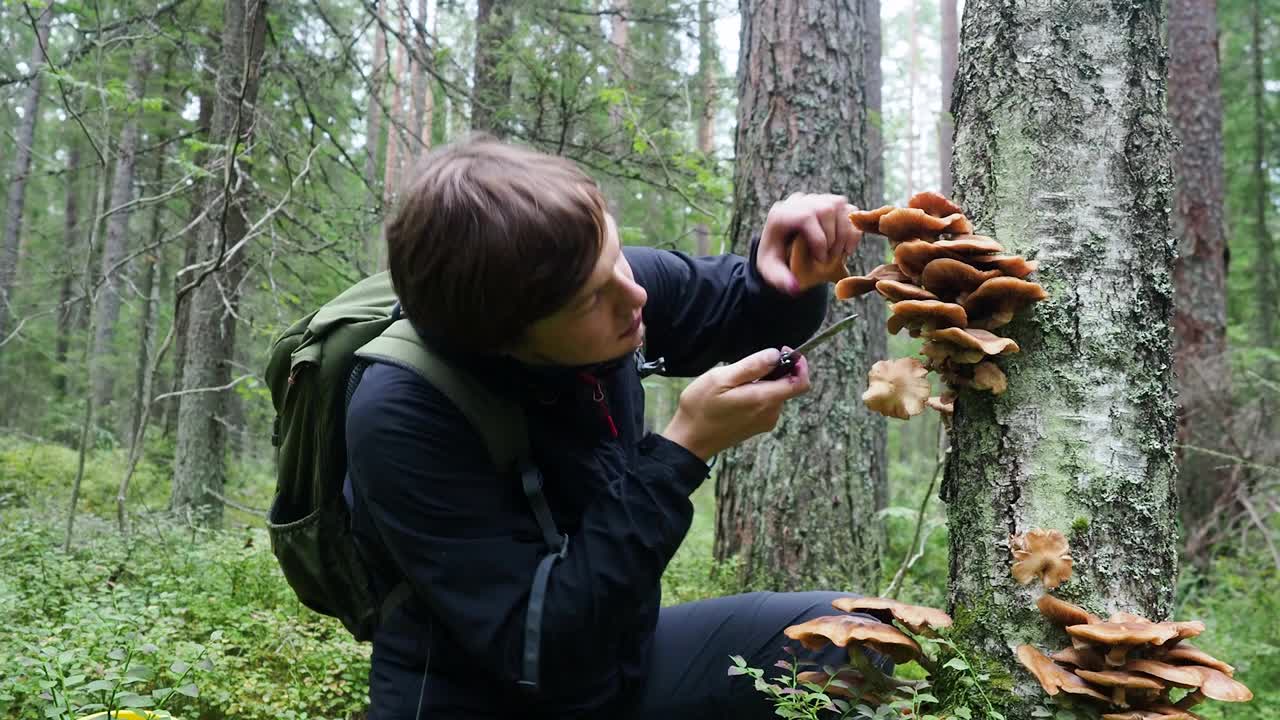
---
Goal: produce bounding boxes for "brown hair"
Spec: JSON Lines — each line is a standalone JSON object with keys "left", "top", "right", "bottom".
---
{"left": 385, "top": 137, "right": 607, "bottom": 354}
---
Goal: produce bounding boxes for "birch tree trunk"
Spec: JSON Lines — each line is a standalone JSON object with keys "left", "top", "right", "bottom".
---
{"left": 1169, "top": 0, "right": 1231, "bottom": 540}
{"left": 714, "top": 0, "right": 887, "bottom": 593}
{"left": 171, "top": 0, "right": 269, "bottom": 525}
{"left": 938, "top": 0, "right": 957, "bottom": 198}
{"left": 863, "top": 0, "right": 883, "bottom": 209}
{"left": 945, "top": 0, "right": 1178, "bottom": 714}
{"left": 0, "top": 3, "right": 53, "bottom": 353}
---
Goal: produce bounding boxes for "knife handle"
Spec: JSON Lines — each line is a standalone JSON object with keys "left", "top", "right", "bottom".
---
{"left": 759, "top": 351, "right": 798, "bottom": 381}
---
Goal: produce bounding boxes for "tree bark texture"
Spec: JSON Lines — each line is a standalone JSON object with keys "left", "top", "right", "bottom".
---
{"left": 939, "top": 0, "right": 957, "bottom": 198}
{"left": 364, "top": 0, "right": 387, "bottom": 272}
{"left": 91, "top": 46, "right": 152, "bottom": 418}
{"left": 472, "top": 0, "right": 514, "bottom": 135}
{"left": 172, "top": 0, "right": 269, "bottom": 525}
{"left": 1250, "top": 0, "right": 1275, "bottom": 351}
{"left": 715, "top": 0, "right": 887, "bottom": 594}
{"left": 694, "top": 0, "right": 718, "bottom": 255}
{"left": 863, "top": 0, "right": 883, "bottom": 208}
{"left": 1169, "top": 0, "right": 1231, "bottom": 538}
{"left": 56, "top": 142, "right": 83, "bottom": 398}
{"left": 946, "top": 0, "right": 1178, "bottom": 715}
{"left": 0, "top": 3, "right": 53, "bottom": 353}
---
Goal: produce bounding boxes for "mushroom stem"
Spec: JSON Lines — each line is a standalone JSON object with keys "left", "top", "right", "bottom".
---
{"left": 847, "top": 645, "right": 926, "bottom": 692}
{"left": 1106, "top": 645, "right": 1130, "bottom": 667}
{"left": 1112, "top": 686, "right": 1128, "bottom": 708}
{"left": 1176, "top": 690, "right": 1206, "bottom": 709}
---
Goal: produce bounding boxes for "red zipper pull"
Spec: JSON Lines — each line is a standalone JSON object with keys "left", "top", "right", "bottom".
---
{"left": 580, "top": 372, "right": 620, "bottom": 439}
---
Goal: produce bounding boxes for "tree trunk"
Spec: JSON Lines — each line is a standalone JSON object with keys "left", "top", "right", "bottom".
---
{"left": 0, "top": 3, "right": 53, "bottom": 354}
{"left": 905, "top": 0, "right": 917, "bottom": 201}
{"left": 364, "top": 0, "right": 387, "bottom": 272}
{"left": 412, "top": 0, "right": 432, "bottom": 152}
{"left": 1250, "top": 0, "right": 1275, "bottom": 351}
{"left": 714, "top": 0, "right": 887, "bottom": 594}
{"left": 472, "top": 0, "right": 514, "bottom": 135}
{"left": 946, "top": 0, "right": 1178, "bottom": 715}
{"left": 56, "top": 142, "right": 83, "bottom": 399}
{"left": 694, "top": 0, "right": 717, "bottom": 255}
{"left": 609, "top": 0, "right": 630, "bottom": 135}
{"left": 380, "top": 16, "right": 407, "bottom": 271}
{"left": 171, "top": 0, "right": 269, "bottom": 526}
{"left": 90, "top": 46, "right": 152, "bottom": 420}
{"left": 864, "top": 0, "right": 883, "bottom": 209}
{"left": 938, "top": 0, "right": 957, "bottom": 198}
{"left": 1169, "top": 0, "right": 1231, "bottom": 542}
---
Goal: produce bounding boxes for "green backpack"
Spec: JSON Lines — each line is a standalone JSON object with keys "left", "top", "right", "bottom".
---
{"left": 264, "top": 272, "right": 566, "bottom": 689}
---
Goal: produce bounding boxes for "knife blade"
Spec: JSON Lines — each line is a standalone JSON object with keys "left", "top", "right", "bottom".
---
{"left": 759, "top": 313, "right": 859, "bottom": 381}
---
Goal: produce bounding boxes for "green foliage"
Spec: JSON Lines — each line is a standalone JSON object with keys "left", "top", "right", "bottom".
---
{"left": 0, "top": 438, "right": 170, "bottom": 515}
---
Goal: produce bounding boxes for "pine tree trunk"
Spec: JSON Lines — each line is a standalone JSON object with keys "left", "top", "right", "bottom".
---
{"left": 56, "top": 142, "right": 83, "bottom": 399}
{"left": 364, "top": 0, "right": 387, "bottom": 271}
{"left": 472, "top": 0, "right": 514, "bottom": 135}
{"left": 864, "top": 0, "right": 883, "bottom": 209}
{"left": 905, "top": 0, "right": 918, "bottom": 200}
{"left": 1169, "top": 0, "right": 1231, "bottom": 541}
{"left": 694, "top": 0, "right": 717, "bottom": 255}
{"left": 1250, "top": 0, "right": 1275, "bottom": 351}
{"left": 171, "top": 0, "right": 269, "bottom": 526}
{"left": 938, "top": 0, "right": 957, "bottom": 198}
{"left": 380, "top": 19, "right": 407, "bottom": 271}
{"left": 945, "top": 0, "right": 1178, "bottom": 714}
{"left": 714, "top": 0, "right": 887, "bottom": 593}
{"left": 608, "top": 0, "right": 630, "bottom": 136}
{"left": 91, "top": 46, "right": 152, "bottom": 419}
{"left": 0, "top": 4, "right": 53, "bottom": 354}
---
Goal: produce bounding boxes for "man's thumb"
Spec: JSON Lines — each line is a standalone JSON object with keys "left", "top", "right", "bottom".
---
{"left": 722, "top": 347, "right": 784, "bottom": 386}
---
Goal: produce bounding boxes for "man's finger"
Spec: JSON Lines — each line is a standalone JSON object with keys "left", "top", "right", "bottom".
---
{"left": 758, "top": 353, "right": 811, "bottom": 400}
{"left": 802, "top": 214, "right": 829, "bottom": 264}
{"left": 836, "top": 206, "right": 858, "bottom": 258}
{"left": 819, "top": 205, "right": 838, "bottom": 261}
{"left": 721, "top": 347, "right": 785, "bottom": 386}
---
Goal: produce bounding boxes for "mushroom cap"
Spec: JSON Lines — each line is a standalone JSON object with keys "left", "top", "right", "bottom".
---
{"left": 1155, "top": 644, "right": 1234, "bottom": 676}
{"left": 962, "top": 276, "right": 1050, "bottom": 329}
{"left": 1109, "top": 611, "right": 1153, "bottom": 624}
{"left": 876, "top": 279, "right": 939, "bottom": 302}
{"left": 1123, "top": 659, "right": 1203, "bottom": 688}
{"left": 1011, "top": 528, "right": 1074, "bottom": 589}
{"left": 878, "top": 207, "right": 974, "bottom": 241}
{"left": 1065, "top": 621, "right": 1182, "bottom": 647}
{"left": 922, "top": 339, "right": 986, "bottom": 365}
{"left": 972, "top": 361, "right": 1009, "bottom": 395}
{"left": 783, "top": 614, "right": 922, "bottom": 663}
{"left": 894, "top": 240, "right": 958, "bottom": 279}
{"left": 908, "top": 191, "right": 965, "bottom": 217}
{"left": 1038, "top": 594, "right": 1102, "bottom": 627}
{"left": 788, "top": 235, "right": 850, "bottom": 287}
{"left": 1015, "top": 645, "right": 1110, "bottom": 702}
{"left": 1050, "top": 646, "right": 1106, "bottom": 671}
{"left": 1185, "top": 666, "right": 1252, "bottom": 702}
{"left": 1075, "top": 669, "right": 1166, "bottom": 690}
{"left": 934, "top": 234, "right": 1005, "bottom": 254}
{"left": 830, "top": 596, "right": 954, "bottom": 635}
{"left": 920, "top": 258, "right": 1003, "bottom": 300}
{"left": 886, "top": 300, "right": 968, "bottom": 335}
{"left": 969, "top": 253, "right": 1040, "bottom": 278}
{"left": 1102, "top": 712, "right": 1190, "bottom": 720}
{"left": 862, "top": 357, "right": 931, "bottom": 420}
{"left": 1142, "top": 706, "right": 1205, "bottom": 720}
{"left": 927, "top": 394, "right": 955, "bottom": 415}
{"left": 835, "top": 263, "right": 907, "bottom": 299}
{"left": 849, "top": 205, "right": 897, "bottom": 234}
{"left": 927, "top": 327, "right": 1020, "bottom": 356}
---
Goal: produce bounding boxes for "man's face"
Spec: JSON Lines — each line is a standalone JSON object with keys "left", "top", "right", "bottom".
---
{"left": 508, "top": 214, "right": 649, "bottom": 367}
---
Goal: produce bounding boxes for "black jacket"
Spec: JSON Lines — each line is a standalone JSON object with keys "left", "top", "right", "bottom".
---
{"left": 345, "top": 240, "right": 828, "bottom": 718}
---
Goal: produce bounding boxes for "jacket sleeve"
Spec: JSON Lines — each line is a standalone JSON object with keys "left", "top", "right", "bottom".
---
{"left": 627, "top": 236, "right": 831, "bottom": 377}
{"left": 346, "top": 363, "right": 709, "bottom": 699}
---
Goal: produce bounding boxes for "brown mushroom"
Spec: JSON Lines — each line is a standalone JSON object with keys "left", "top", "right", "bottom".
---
{"left": 920, "top": 258, "right": 1003, "bottom": 301}
{"left": 1015, "top": 645, "right": 1110, "bottom": 702}
{"left": 784, "top": 614, "right": 922, "bottom": 665}
{"left": 788, "top": 234, "right": 850, "bottom": 287}
{"left": 1142, "top": 706, "right": 1204, "bottom": 720}
{"left": 894, "top": 240, "right": 959, "bottom": 279}
{"left": 830, "top": 596, "right": 954, "bottom": 636}
{"left": 1011, "top": 528, "right": 1074, "bottom": 590}
{"left": 1183, "top": 666, "right": 1252, "bottom": 703}
{"left": 886, "top": 299, "right": 968, "bottom": 336}
{"left": 876, "top": 279, "right": 939, "bottom": 302}
{"left": 968, "top": 253, "right": 1040, "bottom": 278}
{"left": 907, "top": 191, "right": 965, "bottom": 218}
{"left": 1102, "top": 712, "right": 1190, "bottom": 720}
{"left": 878, "top": 207, "right": 974, "bottom": 241}
{"left": 1154, "top": 644, "right": 1234, "bottom": 676}
{"left": 971, "top": 361, "right": 1009, "bottom": 394}
{"left": 1122, "top": 659, "right": 1202, "bottom": 688}
{"left": 922, "top": 340, "right": 985, "bottom": 366}
{"left": 1050, "top": 646, "right": 1106, "bottom": 671}
{"left": 1038, "top": 594, "right": 1102, "bottom": 627}
{"left": 927, "top": 393, "right": 955, "bottom": 416}
{"left": 1065, "top": 622, "right": 1182, "bottom": 667}
{"left": 795, "top": 669, "right": 882, "bottom": 702}
{"left": 862, "top": 357, "right": 931, "bottom": 420}
{"left": 1075, "top": 669, "right": 1165, "bottom": 708}
{"left": 835, "top": 263, "right": 908, "bottom": 299}
{"left": 928, "top": 327, "right": 1020, "bottom": 357}
{"left": 933, "top": 234, "right": 1005, "bottom": 255}
{"left": 849, "top": 205, "right": 897, "bottom": 234}
{"left": 962, "top": 276, "right": 1050, "bottom": 330}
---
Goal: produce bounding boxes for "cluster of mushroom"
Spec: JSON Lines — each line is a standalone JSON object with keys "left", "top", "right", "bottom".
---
{"left": 831, "top": 192, "right": 1048, "bottom": 420}
{"left": 780, "top": 597, "right": 954, "bottom": 705}
{"left": 1009, "top": 529, "right": 1253, "bottom": 719}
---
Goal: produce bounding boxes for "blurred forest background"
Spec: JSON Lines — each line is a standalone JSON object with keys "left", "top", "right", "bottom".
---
{"left": 0, "top": 0, "right": 1276, "bottom": 717}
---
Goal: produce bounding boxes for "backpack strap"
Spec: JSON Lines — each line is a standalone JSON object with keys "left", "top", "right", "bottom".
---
{"left": 354, "top": 319, "right": 565, "bottom": 692}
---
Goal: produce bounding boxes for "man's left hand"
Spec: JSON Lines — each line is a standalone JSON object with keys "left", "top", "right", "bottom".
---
{"left": 756, "top": 192, "right": 863, "bottom": 295}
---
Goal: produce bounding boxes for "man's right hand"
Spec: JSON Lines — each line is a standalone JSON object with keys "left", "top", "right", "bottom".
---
{"left": 660, "top": 347, "right": 812, "bottom": 462}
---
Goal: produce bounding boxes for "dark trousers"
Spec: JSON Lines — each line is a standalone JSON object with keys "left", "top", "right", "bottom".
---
{"left": 621, "top": 590, "right": 884, "bottom": 719}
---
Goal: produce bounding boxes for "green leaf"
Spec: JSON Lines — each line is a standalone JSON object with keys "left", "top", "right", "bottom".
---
{"left": 117, "top": 692, "right": 155, "bottom": 708}
{"left": 80, "top": 679, "right": 115, "bottom": 693}
{"left": 175, "top": 683, "right": 198, "bottom": 697}
{"left": 1030, "top": 708, "right": 1053, "bottom": 718}
{"left": 170, "top": 660, "right": 190, "bottom": 674}
{"left": 955, "top": 707, "right": 974, "bottom": 719}
{"left": 944, "top": 657, "right": 971, "bottom": 671}
{"left": 730, "top": 654, "right": 746, "bottom": 667}
{"left": 987, "top": 712, "right": 1006, "bottom": 720}
{"left": 107, "top": 648, "right": 127, "bottom": 661}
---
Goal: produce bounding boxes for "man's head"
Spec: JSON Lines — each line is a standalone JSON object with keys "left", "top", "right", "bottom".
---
{"left": 386, "top": 138, "right": 647, "bottom": 367}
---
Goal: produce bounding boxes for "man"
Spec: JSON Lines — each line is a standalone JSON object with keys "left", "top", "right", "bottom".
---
{"left": 345, "top": 138, "right": 886, "bottom": 718}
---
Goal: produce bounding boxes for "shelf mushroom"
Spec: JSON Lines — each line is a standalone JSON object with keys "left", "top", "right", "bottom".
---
{"left": 1075, "top": 669, "right": 1167, "bottom": 708}
{"left": 1037, "top": 594, "right": 1102, "bottom": 627}
{"left": 961, "top": 276, "right": 1050, "bottom": 330}
{"left": 829, "top": 596, "right": 954, "bottom": 637}
{"left": 1016, "top": 645, "right": 1110, "bottom": 702}
{"left": 835, "top": 263, "right": 908, "bottom": 300}
{"left": 886, "top": 299, "right": 968, "bottom": 336}
{"left": 1065, "top": 621, "right": 1182, "bottom": 668}
{"left": 1010, "top": 528, "right": 1074, "bottom": 590}
{"left": 862, "top": 357, "right": 931, "bottom": 420}
{"left": 788, "top": 233, "right": 851, "bottom": 287}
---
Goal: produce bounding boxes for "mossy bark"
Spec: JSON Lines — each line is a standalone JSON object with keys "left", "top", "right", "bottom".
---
{"left": 945, "top": 0, "right": 1178, "bottom": 716}
{"left": 714, "top": 0, "right": 887, "bottom": 594}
